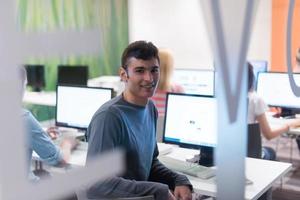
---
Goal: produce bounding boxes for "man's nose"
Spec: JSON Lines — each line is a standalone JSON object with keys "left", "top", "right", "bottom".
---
{"left": 144, "top": 71, "right": 153, "bottom": 81}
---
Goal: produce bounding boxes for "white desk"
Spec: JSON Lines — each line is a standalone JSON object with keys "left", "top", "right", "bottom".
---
{"left": 69, "top": 141, "right": 87, "bottom": 166}
{"left": 163, "top": 147, "right": 292, "bottom": 200}
{"left": 32, "top": 141, "right": 87, "bottom": 170}
{"left": 33, "top": 143, "right": 291, "bottom": 200}
{"left": 23, "top": 91, "right": 56, "bottom": 106}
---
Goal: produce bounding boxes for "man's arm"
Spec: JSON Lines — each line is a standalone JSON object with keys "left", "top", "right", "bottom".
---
{"left": 87, "top": 177, "right": 169, "bottom": 200}
{"left": 24, "top": 111, "right": 63, "bottom": 166}
{"left": 148, "top": 144, "right": 193, "bottom": 191}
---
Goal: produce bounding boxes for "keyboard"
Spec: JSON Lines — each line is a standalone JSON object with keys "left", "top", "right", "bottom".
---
{"left": 157, "top": 143, "right": 174, "bottom": 155}
{"left": 159, "top": 156, "right": 216, "bottom": 179}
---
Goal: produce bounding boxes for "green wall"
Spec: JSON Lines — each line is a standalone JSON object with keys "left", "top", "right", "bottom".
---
{"left": 17, "top": 0, "right": 129, "bottom": 91}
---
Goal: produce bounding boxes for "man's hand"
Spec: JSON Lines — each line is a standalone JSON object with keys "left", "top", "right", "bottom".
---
{"left": 174, "top": 185, "right": 192, "bottom": 200}
{"left": 46, "top": 127, "right": 60, "bottom": 140}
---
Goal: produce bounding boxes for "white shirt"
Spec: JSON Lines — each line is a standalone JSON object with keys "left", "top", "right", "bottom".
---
{"left": 247, "top": 91, "right": 268, "bottom": 124}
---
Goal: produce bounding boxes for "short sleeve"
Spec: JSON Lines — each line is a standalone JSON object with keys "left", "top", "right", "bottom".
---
{"left": 253, "top": 95, "right": 268, "bottom": 117}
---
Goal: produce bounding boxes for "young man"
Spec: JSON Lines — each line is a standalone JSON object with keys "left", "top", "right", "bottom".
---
{"left": 86, "top": 41, "right": 192, "bottom": 200}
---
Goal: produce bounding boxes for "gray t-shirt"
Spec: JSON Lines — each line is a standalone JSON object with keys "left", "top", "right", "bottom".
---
{"left": 86, "top": 95, "right": 191, "bottom": 199}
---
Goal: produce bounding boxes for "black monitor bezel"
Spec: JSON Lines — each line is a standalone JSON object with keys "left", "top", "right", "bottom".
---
{"left": 172, "top": 68, "right": 215, "bottom": 96}
{"left": 162, "top": 92, "right": 216, "bottom": 150}
{"left": 55, "top": 84, "right": 113, "bottom": 130}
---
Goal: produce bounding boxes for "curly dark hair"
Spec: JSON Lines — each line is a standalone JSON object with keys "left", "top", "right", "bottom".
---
{"left": 121, "top": 41, "right": 160, "bottom": 69}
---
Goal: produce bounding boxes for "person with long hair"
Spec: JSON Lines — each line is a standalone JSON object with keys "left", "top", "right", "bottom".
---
{"left": 247, "top": 63, "right": 300, "bottom": 160}
{"left": 151, "top": 49, "right": 184, "bottom": 116}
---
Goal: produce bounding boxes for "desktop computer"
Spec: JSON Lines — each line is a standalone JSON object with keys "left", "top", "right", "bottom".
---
{"left": 172, "top": 69, "right": 215, "bottom": 96}
{"left": 57, "top": 65, "right": 88, "bottom": 86}
{"left": 249, "top": 60, "right": 268, "bottom": 88}
{"left": 256, "top": 72, "right": 300, "bottom": 117}
{"left": 56, "top": 85, "right": 113, "bottom": 131}
{"left": 163, "top": 93, "right": 217, "bottom": 166}
{"left": 25, "top": 64, "right": 46, "bottom": 92}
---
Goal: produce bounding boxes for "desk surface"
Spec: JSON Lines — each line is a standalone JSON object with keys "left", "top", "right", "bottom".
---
{"left": 34, "top": 142, "right": 292, "bottom": 200}
{"left": 164, "top": 147, "right": 292, "bottom": 200}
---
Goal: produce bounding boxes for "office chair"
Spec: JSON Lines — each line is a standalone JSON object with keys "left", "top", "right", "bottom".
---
{"left": 247, "top": 123, "right": 262, "bottom": 158}
{"left": 156, "top": 116, "right": 165, "bottom": 142}
{"left": 247, "top": 123, "right": 274, "bottom": 199}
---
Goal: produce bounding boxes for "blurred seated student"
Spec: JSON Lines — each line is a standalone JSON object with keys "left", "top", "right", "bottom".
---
{"left": 151, "top": 49, "right": 184, "bottom": 116}
{"left": 19, "top": 66, "right": 77, "bottom": 181}
{"left": 269, "top": 48, "right": 300, "bottom": 118}
{"left": 247, "top": 63, "right": 300, "bottom": 160}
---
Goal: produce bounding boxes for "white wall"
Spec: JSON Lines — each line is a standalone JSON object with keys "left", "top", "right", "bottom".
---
{"left": 128, "top": 0, "right": 271, "bottom": 69}
{"left": 248, "top": 0, "right": 271, "bottom": 64}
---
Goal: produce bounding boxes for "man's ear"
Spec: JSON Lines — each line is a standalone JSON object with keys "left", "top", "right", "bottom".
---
{"left": 119, "top": 67, "right": 128, "bottom": 82}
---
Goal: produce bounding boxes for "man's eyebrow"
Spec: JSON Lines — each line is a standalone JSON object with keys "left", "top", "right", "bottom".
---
{"left": 132, "top": 65, "right": 159, "bottom": 70}
{"left": 134, "top": 66, "right": 145, "bottom": 69}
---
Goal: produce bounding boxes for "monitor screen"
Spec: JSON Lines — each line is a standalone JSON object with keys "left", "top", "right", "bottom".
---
{"left": 163, "top": 93, "right": 217, "bottom": 149}
{"left": 172, "top": 69, "right": 215, "bottom": 96}
{"left": 56, "top": 85, "right": 113, "bottom": 129}
{"left": 249, "top": 60, "right": 268, "bottom": 88}
{"left": 256, "top": 72, "right": 300, "bottom": 109}
{"left": 57, "top": 65, "right": 88, "bottom": 86}
{"left": 25, "top": 64, "right": 45, "bottom": 92}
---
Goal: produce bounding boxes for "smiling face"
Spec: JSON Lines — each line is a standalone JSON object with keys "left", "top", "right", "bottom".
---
{"left": 120, "top": 57, "right": 160, "bottom": 106}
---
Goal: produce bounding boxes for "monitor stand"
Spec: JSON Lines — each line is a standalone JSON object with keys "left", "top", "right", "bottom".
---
{"left": 198, "top": 146, "right": 214, "bottom": 167}
{"left": 186, "top": 146, "right": 214, "bottom": 167}
{"left": 77, "top": 129, "right": 87, "bottom": 142}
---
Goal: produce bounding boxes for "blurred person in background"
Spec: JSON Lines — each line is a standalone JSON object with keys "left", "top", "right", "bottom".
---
{"left": 151, "top": 48, "right": 184, "bottom": 116}
{"left": 19, "top": 66, "right": 77, "bottom": 181}
{"left": 247, "top": 63, "right": 300, "bottom": 160}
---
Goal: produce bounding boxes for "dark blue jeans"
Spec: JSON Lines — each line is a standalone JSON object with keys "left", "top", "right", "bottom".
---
{"left": 262, "top": 146, "right": 276, "bottom": 161}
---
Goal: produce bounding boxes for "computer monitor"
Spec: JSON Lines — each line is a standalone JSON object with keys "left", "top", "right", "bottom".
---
{"left": 163, "top": 93, "right": 217, "bottom": 166}
{"left": 249, "top": 60, "right": 268, "bottom": 88}
{"left": 56, "top": 85, "right": 113, "bottom": 130}
{"left": 172, "top": 69, "right": 215, "bottom": 96}
{"left": 256, "top": 72, "right": 300, "bottom": 116}
{"left": 57, "top": 65, "right": 88, "bottom": 86}
{"left": 25, "top": 64, "right": 45, "bottom": 92}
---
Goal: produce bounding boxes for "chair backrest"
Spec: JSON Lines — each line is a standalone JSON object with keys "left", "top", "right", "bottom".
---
{"left": 156, "top": 115, "right": 165, "bottom": 142}
{"left": 247, "top": 123, "right": 262, "bottom": 158}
